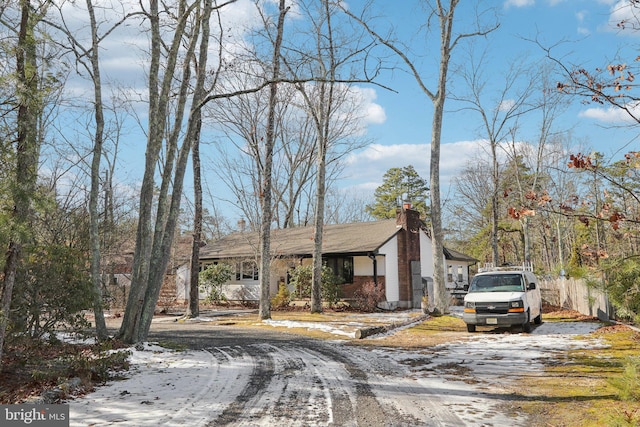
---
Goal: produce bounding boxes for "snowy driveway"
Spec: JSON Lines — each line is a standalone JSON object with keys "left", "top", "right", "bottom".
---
{"left": 69, "top": 317, "right": 603, "bottom": 426}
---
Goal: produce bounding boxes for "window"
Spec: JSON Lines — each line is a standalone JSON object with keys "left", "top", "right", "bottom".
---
{"left": 323, "top": 257, "right": 354, "bottom": 283}
{"left": 199, "top": 261, "right": 218, "bottom": 273}
{"left": 469, "top": 274, "right": 525, "bottom": 292}
{"left": 447, "top": 265, "right": 453, "bottom": 282}
{"left": 235, "top": 260, "right": 259, "bottom": 281}
{"left": 243, "top": 261, "right": 259, "bottom": 280}
{"left": 457, "top": 265, "right": 463, "bottom": 282}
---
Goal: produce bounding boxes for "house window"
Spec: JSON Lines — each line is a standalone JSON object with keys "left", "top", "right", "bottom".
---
{"left": 323, "top": 257, "right": 354, "bottom": 284}
{"left": 235, "top": 261, "right": 259, "bottom": 281}
{"left": 199, "top": 261, "right": 218, "bottom": 273}
{"left": 447, "top": 265, "right": 453, "bottom": 282}
{"left": 457, "top": 265, "right": 463, "bottom": 282}
{"left": 243, "top": 261, "right": 259, "bottom": 280}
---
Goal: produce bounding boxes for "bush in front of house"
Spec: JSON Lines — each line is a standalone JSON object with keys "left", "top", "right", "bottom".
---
{"left": 271, "top": 283, "right": 292, "bottom": 309}
{"left": 352, "top": 281, "right": 386, "bottom": 312}
{"left": 199, "top": 263, "right": 233, "bottom": 304}
{"left": 288, "top": 264, "right": 342, "bottom": 307}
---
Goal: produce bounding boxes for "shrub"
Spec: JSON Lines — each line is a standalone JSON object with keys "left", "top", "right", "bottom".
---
{"left": 609, "top": 357, "right": 640, "bottom": 402}
{"left": 199, "top": 263, "right": 234, "bottom": 304}
{"left": 11, "top": 245, "right": 94, "bottom": 338}
{"left": 271, "top": 283, "right": 291, "bottom": 309}
{"left": 352, "top": 281, "right": 386, "bottom": 312}
{"left": 288, "top": 264, "right": 342, "bottom": 306}
{"left": 602, "top": 257, "right": 640, "bottom": 324}
{"left": 322, "top": 271, "right": 341, "bottom": 307}
{"left": 289, "top": 265, "right": 313, "bottom": 299}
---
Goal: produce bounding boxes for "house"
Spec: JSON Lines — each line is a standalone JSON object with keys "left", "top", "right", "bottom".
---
{"left": 176, "top": 205, "right": 477, "bottom": 309}
{"left": 103, "top": 235, "right": 193, "bottom": 310}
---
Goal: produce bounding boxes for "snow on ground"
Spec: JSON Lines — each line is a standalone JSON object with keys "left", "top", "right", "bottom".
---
{"left": 69, "top": 343, "right": 244, "bottom": 427}
{"left": 261, "top": 311, "right": 424, "bottom": 338}
{"left": 68, "top": 312, "right": 605, "bottom": 426}
{"left": 362, "top": 317, "right": 605, "bottom": 426}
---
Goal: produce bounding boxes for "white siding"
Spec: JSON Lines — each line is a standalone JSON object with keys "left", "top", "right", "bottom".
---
{"left": 419, "top": 230, "right": 434, "bottom": 279}
{"left": 379, "top": 236, "right": 399, "bottom": 302}
{"left": 353, "top": 255, "right": 385, "bottom": 276}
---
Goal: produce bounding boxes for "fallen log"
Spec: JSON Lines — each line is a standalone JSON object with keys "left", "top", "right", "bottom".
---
{"left": 354, "top": 314, "right": 429, "bottom": 339}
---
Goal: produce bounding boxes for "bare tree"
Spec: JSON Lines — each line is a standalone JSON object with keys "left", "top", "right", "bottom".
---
{"left": 450, "top": 157, "right": 493, "bottom": 249}
{"left": 207, "top": 81, "right": 317, "bottom": 230}
{"left": 118, "top": 0, "right": 235, "bottom": 343}
{"left": 324, "top": 187, "right": 375, "bottom": 224}
{"left": 502, "top": 69, "right": 568, "bottom": 265}
{"left": 341, "top": 0, "right": 497, "bottom": 313}
{"left": 45, "top": 0, "right": 136, "bottom": 340}
{"left": 274, "top": 0, "right": 373, "bottom": 312}
{"left": 184, "top": 0, "right": 216, "bottom": 320}
{"left": 258, "top": 0, "right": 288, "bottom": 320}
{"left": 454, "top": 50, "right": 541, "bottom": 266}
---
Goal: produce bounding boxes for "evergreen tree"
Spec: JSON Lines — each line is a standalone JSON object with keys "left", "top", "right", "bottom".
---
{"left": 366, "top": 166, "right": 429, "bottom": 219}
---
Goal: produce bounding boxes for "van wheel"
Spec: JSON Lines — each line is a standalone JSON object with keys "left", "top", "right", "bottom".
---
{"left": 522, "top": 312, "right": 532, "bottom": 333}
{"left": 466, "top": 324, "right": 476, "bottom": 333}
{"left": 534, "top": 311, "right": 542, "bottom": 325}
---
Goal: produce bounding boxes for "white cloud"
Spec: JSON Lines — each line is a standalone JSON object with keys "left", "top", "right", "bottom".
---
{"left": 504, "top": 0, "right": 535, "bottom": 8}
{"left": 340, "top": 140, "right": 487, "bottom": 192}
{"left": 576, "top": 10, "right": 588, "bottom": 22}
{"left": 577, "top": 26, "right": 591, "bottom": 35}
{"left": 498, "top": 99, "right": 516, "bottom": 112}
{"left": 606, "top": 0, "right": 639, "bottom": 32}
{"left": 579, "top": 104, "right": 638, "bottom": 123}
{"left": 351, "top": 87, "right": 386, "bottom": 125}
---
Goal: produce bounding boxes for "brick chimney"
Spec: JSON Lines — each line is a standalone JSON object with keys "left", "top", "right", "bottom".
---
{"left": 396, "top": 204, "right": 422, "bottom": 307}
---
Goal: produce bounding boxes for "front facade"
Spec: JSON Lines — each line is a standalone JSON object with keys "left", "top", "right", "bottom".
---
{"left": 176, "top": 206, "right": 476, "bottom": 308}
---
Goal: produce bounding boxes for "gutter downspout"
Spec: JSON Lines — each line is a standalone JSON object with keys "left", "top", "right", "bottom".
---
{"left": 368, "top": 252, "right": 378, "bottom": 287}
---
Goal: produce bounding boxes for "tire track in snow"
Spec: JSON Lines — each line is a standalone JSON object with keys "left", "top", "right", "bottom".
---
{"left": 164, "top": 346, "right": 259, "bottom": 426}
{"left": 207, "top": 345, "right": 275, "bottom": 426}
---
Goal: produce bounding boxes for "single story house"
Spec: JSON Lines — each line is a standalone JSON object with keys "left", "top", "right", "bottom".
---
{"left": 176, "top": 206, "right": 477, "bottom": 309}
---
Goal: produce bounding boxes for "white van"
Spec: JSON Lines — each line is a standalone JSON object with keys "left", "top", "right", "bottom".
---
{"left": 462, "top": 264, "right": 542, "bottom": 333}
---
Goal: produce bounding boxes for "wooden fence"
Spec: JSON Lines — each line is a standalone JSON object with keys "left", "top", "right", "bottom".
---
{"left": 538, "top": 277, "right": 613, "bottom": 321}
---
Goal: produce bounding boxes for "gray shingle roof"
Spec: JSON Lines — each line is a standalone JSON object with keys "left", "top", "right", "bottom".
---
{"left": 200, "top": 219, "right": 402, "bottom": 260}
{"left": 443, "top": 247, "right": 478, "bottom": 263}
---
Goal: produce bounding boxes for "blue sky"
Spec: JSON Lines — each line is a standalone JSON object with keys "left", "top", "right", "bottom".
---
{"left": 50, "top": 0, "right": 640, "bottom": 222}
{"left": 337, "top": 0, "right": 639, "bottom": 195}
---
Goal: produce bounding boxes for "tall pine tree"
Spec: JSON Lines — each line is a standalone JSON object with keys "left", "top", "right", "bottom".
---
{"left": 366, "top": 166, "right": 429, "bottom": 219}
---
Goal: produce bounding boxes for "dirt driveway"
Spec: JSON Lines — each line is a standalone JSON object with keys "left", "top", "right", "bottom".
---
{"left": 71, "top": 313, "right": 603, "bottom": 426}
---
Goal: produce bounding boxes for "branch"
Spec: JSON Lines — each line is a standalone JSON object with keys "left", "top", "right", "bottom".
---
{"left": 337, "top": 3, "right": 435, "bottom": 100}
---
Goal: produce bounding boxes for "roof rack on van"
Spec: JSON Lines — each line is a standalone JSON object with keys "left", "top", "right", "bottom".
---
{"left": 478, "top": 262, "right": 533, "bottom": 273}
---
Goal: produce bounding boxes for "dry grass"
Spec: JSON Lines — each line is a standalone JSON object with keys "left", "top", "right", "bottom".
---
{"left": 355, "top": 314, "right": 468, "bottom": 347}
{"left": 505, "top": 314, "right": 640, "bottom": 427}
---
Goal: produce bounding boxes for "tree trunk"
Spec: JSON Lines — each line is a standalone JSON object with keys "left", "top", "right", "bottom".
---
{"left": 430, "top": 1, "right": 458, "bottom": 315}
{"left": 311, "top": 138, "right": 327, "bottom": 313}
{"left": 259, "top": 0, "right": 288, "bottom": 320}
{"left": 311, "top": 0, "right": 337, "bottom": 314}
{"left": 491, "top": 139, "right": 499, "bottom": 266}
{"left": 1, "top": 0, "right": 41, "bottom": 369}
{"left": 119, "top": 0, "right": 196, "bottom": 343}
{"left": 86, "top": 0, "right": 108, "bottom": 340}
{"left": 137, "top": 0, "right": 213, "bottom": 341}
{"left": 185, "top": 0, "right": 213, "bottom": 320}
{"left": 430, "top": 94, "right": 448, "bottom": 313}
{"left": 186, "top": 118, "right": 203, "bottom": 319}
{"left": 1, "top": 244, "right": 20, "bottom": 371}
